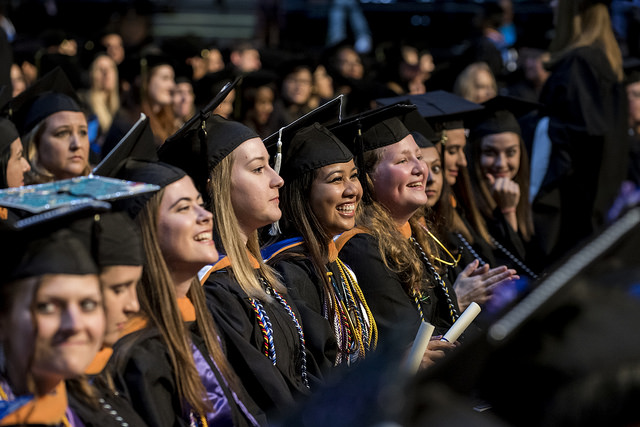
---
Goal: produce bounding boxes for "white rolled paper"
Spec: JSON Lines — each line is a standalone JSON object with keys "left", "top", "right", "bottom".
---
{"left": 441, "top": 301, "right": 481, "bottom": 343}
{"left": 402, "top": 321, "right": 435, "bottom": 375}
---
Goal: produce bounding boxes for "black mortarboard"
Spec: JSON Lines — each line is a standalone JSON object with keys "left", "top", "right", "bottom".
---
{"left": 399, "top": 108, "right": 438, "bottom": 148}
{"left": 206, "top": 115, "right": 260, "bottom": 170}
{"left": 264, "top": 94, "right": 344, "bottom": 173}
{"left": 2, "top": 67, "right": 83, "bottom": 136}
{"left": 377, "top": 91, "right": 484, "bottom": 134}
{"left": 158, "top": 75, "right": 243, "bottom": 197}
{"left": 328, "top": 103, "right": 416, "bottom": 153}
{"left": 624, "top": 57, "right": 640, "bottom": 86}
{"left": 0, "top": 201, "right": 108, "bottom": 284}
{"left": 0, "top": 226, "right": 98, "bottom": 284}
{"left": 92, "top": 113, "right": 157, "bottom": 178}
{"left": 70, "top": 210, "right": 144, "bottom": 268}
{"left": 113, "top": 159, "right": 186, "bottom": 219}
{"left": 278, "top": 123, "right": 353, "bottom": 182}
{"left": 0, "top": 116, "right": 20, "bottom": 154}
{"left": 468, "top": 95, "right": 543, "bottom": 141}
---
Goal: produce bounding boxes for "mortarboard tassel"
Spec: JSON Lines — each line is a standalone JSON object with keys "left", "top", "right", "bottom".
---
{"left": 269, "top": 127, "right": 285, "bottom": 236}
{"left": 273, "top": 127, "right": 284, "bottom": 174}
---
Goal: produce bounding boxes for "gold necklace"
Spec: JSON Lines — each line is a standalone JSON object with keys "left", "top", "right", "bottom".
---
{"left": 421, "top": 224, "right": 461, "bottom": 267}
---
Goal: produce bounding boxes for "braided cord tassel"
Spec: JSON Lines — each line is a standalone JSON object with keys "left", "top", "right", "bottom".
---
{"left": 490, "top": 236, "right": 539, "bottom": 280}
{"left": 456, "top": 232, "right": 487, "bottom": 266}
{"left": 271, "top": 290, "right": 310, "bottom": 389}
{"left": 411, "top": 237, "right": 460, "bottom": 324}
{"left": 249, "top": 298, "right": 276, "bottom": 365}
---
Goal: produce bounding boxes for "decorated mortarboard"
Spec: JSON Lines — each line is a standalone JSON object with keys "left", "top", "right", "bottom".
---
{"left": 0, "top": 175, "right": 159, "bottom": 214}
{"left": 2, "top": 66, "right": 83, "bottom": 136}
{"left": 113, "top": 159, "right": 187, "bottom": 219}
{"left": 264, "top": 94, "right": 344, "bottom": 174}
{"left": 467, "top": 95, "right": 543, "bottom": 141}
{"left": 158, "top": 75, "right": 243, "bottom": 197}
{"left": 0, "top": 116, "right": 20, "bottom": 154}
{"left": 92, "top": 113, "right": 157, "bottom": 178}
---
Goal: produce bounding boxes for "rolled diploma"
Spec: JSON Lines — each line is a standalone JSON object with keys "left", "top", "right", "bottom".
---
{"left": 403, "top": 321, "right": 435, "bottom": 375}
{"left": 441, "top": 301, "right": 481, "bottom": 343}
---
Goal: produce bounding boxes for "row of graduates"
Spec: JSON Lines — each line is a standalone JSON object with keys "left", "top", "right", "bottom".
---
{"left": 0, "top": 66, "right": 547, "bottom": 426}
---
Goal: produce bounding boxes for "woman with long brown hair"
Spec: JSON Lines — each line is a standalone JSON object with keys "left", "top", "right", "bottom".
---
{"left": 108, "top": 159, "right": 266, "bottom": 427}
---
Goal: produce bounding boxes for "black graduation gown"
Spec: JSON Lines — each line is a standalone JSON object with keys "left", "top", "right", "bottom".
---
{"left": 201, "top": 267, "right": 312, "bottom": 419}
{"left": 267, "top": 246, "right": 339, "bottom": 375}
{"left": 337, "top": 230, "right": 459, "bottom": 348}
{"left": 67, "top": 379, "right": 149, "bottom": 427}
{"left": 109, "top": 326, "right": 264, "bottom": 427}
{"left": 533, "top": 45, "right": 630, "bottom": 263}
{"left": 484, "top": 208, "right": 543, "bottom": 281}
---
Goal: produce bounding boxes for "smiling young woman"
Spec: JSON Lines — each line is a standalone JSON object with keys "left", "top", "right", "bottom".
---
{"left": 108, "top": 159, "right": 266, "bottom": 427}
{"left": 264, "top": 122, "right": 377, "bottom": 371}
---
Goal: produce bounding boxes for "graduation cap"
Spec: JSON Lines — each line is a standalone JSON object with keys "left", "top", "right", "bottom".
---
{"left": 69, "top": 210, "right": 144, "bottom": 268}
{"left": 0, "top": 175, "right": 160, "bottom": 214}
{"left": 2, "top": 66, "right": 83, "bottom": 136}
{"left": 158, "top": 75, "right": 243, "bottom": 198}
{"left": 0, "top": 199, "right": 115, "bottom": 284}
{"left": 399, "top": 107, "right": 438, "bottom": 148}
{"left": 0, "top": 116, "right": 20, "bottom": 155}
{"left": 377, "top": 91, "right": 484, "bottom": 141}
{"left": 327, "top": 103, "right": 416, "bottom": 203}
{"left": 0, "top": 223, "right": 99, "bottom": 285}
{"left": 92, "top": 113, "right": 157, "bottom": 178}
{"left": 264, "top": 94, "right": 344, "bottom": 174}
{"left": 467, "top": 95, "right": 543, "bottom": 141}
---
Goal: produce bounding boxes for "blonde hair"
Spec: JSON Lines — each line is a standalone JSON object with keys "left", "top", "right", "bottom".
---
{"left": 84, "top": 53, "right": 120, "bottom": 133}
{"left": 360, "top": 149, "right": 443, "bottom": 296}
{"left": 209, "top": 152, "right": 285, "bottom": 299}
{"left": 453, "top": 62, "right": 497, "bottom": 103}
{"left": 549, "top": 1, "right": 623, "bottom": 81}
{"left": 23, "top": 120, "right": 91, "bottom": 185}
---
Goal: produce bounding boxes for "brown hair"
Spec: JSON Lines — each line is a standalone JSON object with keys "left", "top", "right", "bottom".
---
{"left": 468, "top": 133, "right": 535, "bottom": 241}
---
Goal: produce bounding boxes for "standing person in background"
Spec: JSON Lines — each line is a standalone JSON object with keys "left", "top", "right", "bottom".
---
{"left": 326, "top": 0, "right": 373, "bottom": 55}
{"left": 530, "top": 0, "right": 629, "bottom": 263}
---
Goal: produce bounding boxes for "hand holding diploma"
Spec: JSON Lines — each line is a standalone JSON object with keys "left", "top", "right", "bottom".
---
{"left": 441, "top": 301, "right": 482, "bottom": 343}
